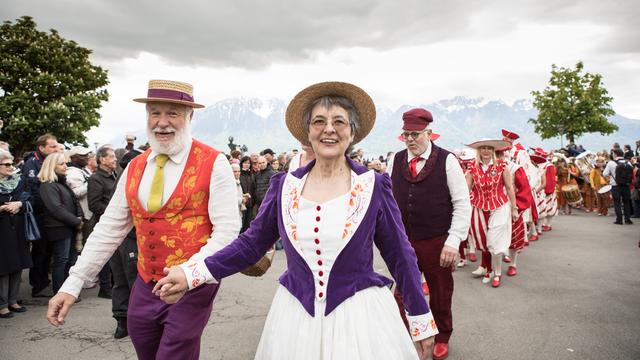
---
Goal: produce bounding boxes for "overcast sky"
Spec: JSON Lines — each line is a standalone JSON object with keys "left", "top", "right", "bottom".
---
{"left": 4, "top": 0, "right": 640, "bottom": 145}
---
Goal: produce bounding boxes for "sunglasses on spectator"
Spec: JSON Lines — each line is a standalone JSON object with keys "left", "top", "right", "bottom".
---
{"left": 0, "top": 163, "right": 14, "bottom": 167}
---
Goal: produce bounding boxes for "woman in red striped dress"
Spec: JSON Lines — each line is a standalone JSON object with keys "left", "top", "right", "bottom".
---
{"left": 465, "top": 140, "right": 518, "bottom": 288}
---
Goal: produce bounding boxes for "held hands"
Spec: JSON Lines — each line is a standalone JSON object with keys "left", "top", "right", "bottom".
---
{"left": 152, "top": 266, "right": 189, "bottom": 304}
{"left": 511, "top": 207, "right": 519, "bottom": 222}
{"left": 414, "top": 336, "right": 435, "bottom": 360}
{"left": 46, "top": 292, "right": 77, "bottom": 326}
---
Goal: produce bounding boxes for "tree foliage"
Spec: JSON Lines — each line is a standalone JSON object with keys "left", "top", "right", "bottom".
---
{"left": 0, "top": 16, "right": 109, "bottom": 156}
{"left": 529, "top": 61, "right": 617, "bottom": 143}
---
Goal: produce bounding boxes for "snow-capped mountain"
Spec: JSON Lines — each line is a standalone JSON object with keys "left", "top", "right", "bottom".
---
{"left": 118, "top": 96, "right": 640, "bottom": 158}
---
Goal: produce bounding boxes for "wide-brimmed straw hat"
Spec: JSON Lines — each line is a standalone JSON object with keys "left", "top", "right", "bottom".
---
{"left": 285, "top": 81, "right": 376, "bottom": 145}
{"left": 134, "top": 80, "right": 204, "bottom": 108}
{"left": 465, "top": 139, "right": 511, "bottom": 150}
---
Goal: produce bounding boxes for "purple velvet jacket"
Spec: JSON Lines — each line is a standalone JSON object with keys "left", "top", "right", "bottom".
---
{"left": 203, "top": 157, "right": 429, "bottom": 317}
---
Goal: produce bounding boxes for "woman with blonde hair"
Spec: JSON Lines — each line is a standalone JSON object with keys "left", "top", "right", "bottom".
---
{"left": 38, "top": 152, "right": 83, "bottom": 294}
{"left": 465, "top": 140, "right": 518, "bottom": 288}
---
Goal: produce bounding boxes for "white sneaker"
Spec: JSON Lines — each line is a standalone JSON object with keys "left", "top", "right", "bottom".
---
{"left": 471, "top": 266, "right": 487, "bottom": 277}
{"left": 482, "top": 273, "right": 492, "bottom": 284}
{"left": 457, "top": 259, "right": 467, "bottom": 268}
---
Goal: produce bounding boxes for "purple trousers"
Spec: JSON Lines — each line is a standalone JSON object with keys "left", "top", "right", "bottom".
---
{"left": 127, "top": 276, "right": 220, "bottom": 360}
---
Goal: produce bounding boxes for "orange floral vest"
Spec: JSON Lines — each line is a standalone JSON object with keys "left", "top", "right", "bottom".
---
{"left": 125, "top": 140, "right": 219, "bottom": 283}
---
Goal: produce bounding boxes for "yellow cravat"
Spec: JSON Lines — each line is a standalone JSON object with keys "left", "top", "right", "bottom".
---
{"left": 147, "top": 154, "right": 169, "bottom": 213}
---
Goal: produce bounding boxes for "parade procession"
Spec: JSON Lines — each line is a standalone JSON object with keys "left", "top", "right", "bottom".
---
{"left": 1, "top": 2, "right": 640, "bottom": 360}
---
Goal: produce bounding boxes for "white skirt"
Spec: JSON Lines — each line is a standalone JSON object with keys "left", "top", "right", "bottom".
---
{"left": 254, "top": 285, "right": 419, "bottom": 360}
{"left": 486, "top": 203, "right": 512, "bottom": 255}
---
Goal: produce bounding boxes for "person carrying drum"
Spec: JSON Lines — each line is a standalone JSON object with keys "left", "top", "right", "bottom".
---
{"left": 556, "top": 158, "right": 579, "bottom": 215}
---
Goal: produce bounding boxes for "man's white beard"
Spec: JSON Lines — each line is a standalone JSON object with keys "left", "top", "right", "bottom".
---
{"left": 147, "top": 123, "right": 192, "bottom": 155}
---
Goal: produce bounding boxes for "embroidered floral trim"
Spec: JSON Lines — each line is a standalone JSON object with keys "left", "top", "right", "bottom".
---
{"left": 407, "top": 312, "right": 439, "bottom": 341}
{"left": 179, "top": 260, "right": 215, "bottom": 290}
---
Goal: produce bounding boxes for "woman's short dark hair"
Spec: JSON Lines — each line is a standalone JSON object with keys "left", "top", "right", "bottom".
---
{"left": 302, "top": 96, "right": 361, "bottom": 155}
{"left": 240, "top": 156, "right": 251, "bottom": 167}
{"left": 302, "top": 96, "right": 361, "bottom": 141}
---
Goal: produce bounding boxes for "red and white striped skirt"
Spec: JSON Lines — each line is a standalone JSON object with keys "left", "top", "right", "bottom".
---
{"left": 470, "top": 204, "right": 512, "bottom": 255}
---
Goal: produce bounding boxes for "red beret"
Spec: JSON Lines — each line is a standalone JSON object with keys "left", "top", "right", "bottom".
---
{"left": 403, "top": 108, "right": 433, "bottom": 131}
{"left": 501, "top": 129, "right": 519, "bottom": 140}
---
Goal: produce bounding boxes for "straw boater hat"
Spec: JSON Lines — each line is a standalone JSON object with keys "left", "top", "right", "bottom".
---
{"left": 285, "top": 81, "right": 376, "bottom": 145}
{"left": 133, "top": 80, "right": 204, "bottom": 108}
{"left": 465, "top": 139, "right": 511, "bottom": 150}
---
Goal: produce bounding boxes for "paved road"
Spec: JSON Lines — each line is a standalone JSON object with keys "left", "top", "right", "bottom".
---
{"left": 1, "top": 211, "right": 639, "bottom": 360}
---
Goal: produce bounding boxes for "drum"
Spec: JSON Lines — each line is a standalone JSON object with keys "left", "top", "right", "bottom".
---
{"left": 598, "top": 184, "right": 612, "bottom": 195}
{"left": 561, "top": 184, "right": 583, "bottom": 205}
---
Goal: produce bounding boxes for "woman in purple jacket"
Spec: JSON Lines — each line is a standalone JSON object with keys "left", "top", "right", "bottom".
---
{"left": 155, "top": 82, "right": 437, "bottom": 359}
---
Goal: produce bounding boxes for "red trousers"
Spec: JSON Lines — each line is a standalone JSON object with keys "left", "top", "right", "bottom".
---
{"left": 394, "top": 234, "right": 453, "bottom": 344}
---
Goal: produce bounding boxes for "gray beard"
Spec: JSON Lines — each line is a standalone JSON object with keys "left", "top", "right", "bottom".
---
{"left": 147, "top": 125, "right": 191, "bottom": 155}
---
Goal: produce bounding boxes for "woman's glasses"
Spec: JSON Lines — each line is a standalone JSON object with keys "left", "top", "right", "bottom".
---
{"left": 0, "top": 163, "right": 14, "bottom": 167}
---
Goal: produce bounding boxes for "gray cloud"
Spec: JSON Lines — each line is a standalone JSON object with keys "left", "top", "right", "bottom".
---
{"left": 3, "top": 0, "right": 638, "bottom": 68}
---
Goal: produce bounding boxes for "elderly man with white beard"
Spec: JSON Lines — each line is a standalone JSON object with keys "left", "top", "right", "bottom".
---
{"left": 46, "top": 80, "right": 240, "bottom": 360}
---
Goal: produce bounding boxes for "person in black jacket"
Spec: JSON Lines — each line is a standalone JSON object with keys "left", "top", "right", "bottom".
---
{"left": 0, "top": 149, "right": 32, "bottom": 318}
{"left": 23, "top": 134, "right": 60, "bottom": 297}
{"left": 251, "top": 156, "right": 276, "bottom": 218}
{"left": 239, "top": 156, "right": 254, "bottom": 233}
{"left": 108, "top": 148, "right": 140, "bottom": 339}
{"left": 38, "top": 152, "right": 83, "bottom": 294}
{"left": 87, "top": 146, "right": 119, "bottom": 299}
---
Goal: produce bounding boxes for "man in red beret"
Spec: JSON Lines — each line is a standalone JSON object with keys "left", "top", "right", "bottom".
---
{"left": 389, "top": 108, "right": 471, "bottom": 360}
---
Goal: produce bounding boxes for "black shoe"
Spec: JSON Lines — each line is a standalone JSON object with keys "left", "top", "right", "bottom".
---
{"left": 98, "top": 287, "right": 112, "bottom": 299}
{"left": 114, "top": 318, "right": 128, "bottom": 339}
{"left": 0, "top": 311, "right": 14, "bottom": 319}
{"left": 32, "top": 287, "right": 54, "bottom": 298}
{"left": 625, "top": 219, "right": 634, "bottom": 224}
{"left": 9, "top": 305, "right": 27, "bottom": 313}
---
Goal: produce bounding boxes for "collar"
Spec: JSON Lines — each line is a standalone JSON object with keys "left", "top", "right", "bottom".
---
{"left": 97, "top": 167, "right": 115, "bottom": 177}
{"left": 291, "top": 155, "right": 369, "bottom": 179}
{"left": 406, "top": 141, "right": 432, "bottom": 163}
{"left": 147, "top": 139, "right": 192, "bottom": 166}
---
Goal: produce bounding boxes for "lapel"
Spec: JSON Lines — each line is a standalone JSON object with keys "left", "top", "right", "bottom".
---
{"left": 281, "top": 157, "right": 375, "bottom": 260}
{"left": 400, "top": 144, "right": 441, "bottom": 183}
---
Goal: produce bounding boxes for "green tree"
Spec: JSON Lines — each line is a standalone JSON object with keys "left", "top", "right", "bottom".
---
{"left": 529, "top": 61, "right": 616, "bottom": 144}
{"left": 0, "top": 16, "right": 108, "bottom": 156}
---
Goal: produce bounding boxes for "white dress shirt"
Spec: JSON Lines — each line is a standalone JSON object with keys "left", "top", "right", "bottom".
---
{"left": 388, "top": 142, "right": 471, "bottom": 249}
{"left": 59, "top": 140, "right": 240, "bottom": 298}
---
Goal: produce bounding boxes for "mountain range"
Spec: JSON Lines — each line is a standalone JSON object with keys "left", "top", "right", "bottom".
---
{"left": 118, "top": 96, "right": 640, "bottom": 158}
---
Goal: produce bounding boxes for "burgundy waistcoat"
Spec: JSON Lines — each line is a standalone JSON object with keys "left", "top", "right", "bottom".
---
{"left": 391, "top": 146, "right": 453, "bottom": 241}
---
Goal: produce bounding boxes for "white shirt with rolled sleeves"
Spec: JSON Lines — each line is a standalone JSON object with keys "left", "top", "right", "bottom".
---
{"left": 387, "top": 141, "right": 471, "bottom": 249}
{"left": 59, "top": 140, "right": 240, "bottom": 298}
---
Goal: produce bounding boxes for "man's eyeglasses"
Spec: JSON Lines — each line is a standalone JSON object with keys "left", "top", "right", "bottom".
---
{"left": 401, "top": 130, "right": 430, "bottom": 140}
{"left": 0, "top": 163, "right": 14, "bottom": 167}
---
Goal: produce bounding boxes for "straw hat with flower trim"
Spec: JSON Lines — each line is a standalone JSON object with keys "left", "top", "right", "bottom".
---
{"left": 466, "top": 139, "right": 511, "bottom": 150}
{"left": 134, "top": 80, "right": 204, "bottom": 108}
{"left": 285, "top": 81, "right": 376, "bottom": 145}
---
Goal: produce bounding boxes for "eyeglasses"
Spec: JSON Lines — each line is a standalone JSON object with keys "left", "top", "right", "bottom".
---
{"left": 0, "top": 163, "right": 14, "bottom": 167}
{"left": 401, "top": 130, "right": 430, "bottom": 140}
{"left": 310, "top": 117, "right": 350, "bottom": 130}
